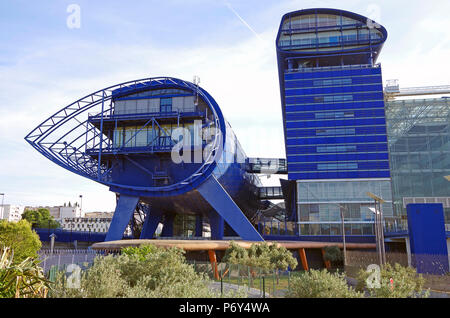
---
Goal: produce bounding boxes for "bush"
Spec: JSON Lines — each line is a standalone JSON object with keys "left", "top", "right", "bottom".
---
{"left": 50, "top": 246, "right": 246, "bottom": 298}
{"left": 356, "top": 263, "right": 429, "bottom": 298}
{"left": 0, "top": 220, "right": 41, "bottom": 262}
{"left": 285, "top": 269, "right": 363, "bottom": 298}
{"left": 223, "top": 241, "right": 298, "bottom": 272}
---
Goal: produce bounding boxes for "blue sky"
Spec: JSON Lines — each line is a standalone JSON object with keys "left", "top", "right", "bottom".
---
{"left": 0, "top": 0, "right": 449, "bottom": 212}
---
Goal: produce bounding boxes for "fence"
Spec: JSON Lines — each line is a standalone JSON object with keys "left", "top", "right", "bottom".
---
{"left": 345, "top": 250, "right": 450, "bottom": 277}
{"left": 38, "top": 249, "right": 104, "bottom": 273}
{"left": 188, "top": 261, "right": 298, "bottom": 298}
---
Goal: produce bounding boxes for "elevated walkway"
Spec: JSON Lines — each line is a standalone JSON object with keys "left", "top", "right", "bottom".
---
{"left": 246, "top": 158, "right": 287, "bottom": 174}
{"left": 258, "top": 186, "right": 284, "bottom": 200}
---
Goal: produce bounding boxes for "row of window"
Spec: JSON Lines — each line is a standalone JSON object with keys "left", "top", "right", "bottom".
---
{"left": 289, "top": 161, "right": 390, "bottom": 171}
{"left": 285, "top": 84, "right": 383, "bottom": 96}
{"left": 279, "top": 33, "right": 382, "bottom": 48}
{"left": 286, "top": 92, "right": 383, "bottom": 105}
{"left": 113, "top": 123, "right": 203, "bottom": 148}
{"left": 286, "top": 126, "right": 387, "bottom": 138}
{"left": 286, "top": 117, "right": 386, "bottom": 129}
{"left": 285, "top": 75, "right": 381, "bottom": 88}
{"left": 287, "top": 143, "right": 388, "bottom": 154}
{"left": 288, "top": 152, "right": 389, "bottom": 163}
{"left": 285, "top": 101, "right": 386, "bottom": 112}
{"left": 286, "top": 109, "right": 386, "bottom": 121}
{"left": 289, "top": 170, "right": 391, "bottom": 180}
{"left": 286, "top": 135, "right": 388, "bottom": 146}
{"left": 285, "top": 67, "right": 381, "bottom": 80}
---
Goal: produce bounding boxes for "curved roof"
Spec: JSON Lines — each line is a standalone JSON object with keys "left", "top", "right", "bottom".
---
{"left": 276, "top": 8, "right": 387, "bottom": 59}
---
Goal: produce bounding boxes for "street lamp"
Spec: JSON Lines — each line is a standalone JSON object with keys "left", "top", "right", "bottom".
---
{"left": 367, "top": 192, "right": 386, "bottom": 266}
{"left": 79, "top": 195, "right": 83, "bottom": 216}
{"left": 339, "top": 207, "right": 348, "bottom": 267}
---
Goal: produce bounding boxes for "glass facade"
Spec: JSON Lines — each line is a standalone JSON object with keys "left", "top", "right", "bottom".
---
{"left": 386, "top": 98, "right": 450, "bottom": 222}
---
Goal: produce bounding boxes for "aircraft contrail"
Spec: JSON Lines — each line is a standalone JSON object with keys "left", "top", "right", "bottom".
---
{"left": 224, "top": 1, "right": 263, "bottom": 42}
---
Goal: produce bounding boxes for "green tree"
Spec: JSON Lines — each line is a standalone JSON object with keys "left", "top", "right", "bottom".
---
{"left": 22, "top": 208, "right": 60, "bottom": 229}
{"left": 0, "top": 220, "right": 42, "bottom": 262}
{"left": 286, "top": 269, "right": 363, "bottom": 298}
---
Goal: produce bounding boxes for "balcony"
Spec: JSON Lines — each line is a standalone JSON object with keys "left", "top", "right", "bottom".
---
{"left": 88, "top": 108, "right": 206, "bottom": 127}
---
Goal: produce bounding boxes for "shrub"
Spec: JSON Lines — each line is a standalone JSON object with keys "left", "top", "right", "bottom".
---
{"left": 356, "top": 263, "right": 429, "bottom": 298}
{"left": 223, "top": 241, "right": 298, "bottom": 272}
{"left": 285, "top": 269, "right": 363, "bottom": 298}
{"left": 121, "top": 244, "right": 157, "bottom": 261}
{"left": 50, "top": 246, "right": 246, "bottom": 298}
{"left": 0, "top": 247, "right": 50, "bottom": 298}
{"left": 0, "top": 220, "right": 41, "bottom": 262}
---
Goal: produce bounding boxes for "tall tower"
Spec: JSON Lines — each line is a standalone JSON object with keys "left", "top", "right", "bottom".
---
{"left": 276, "top": 9, "right": 393, "bottom": 236}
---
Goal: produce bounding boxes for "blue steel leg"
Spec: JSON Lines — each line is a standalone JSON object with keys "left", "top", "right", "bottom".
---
{"left": 209, "top": 211, "right": 224, "bottom": 240}
{"left": 161, "top": 213, "right": 175, "bottom": 237}
{"left": 198, "top": 176, "right": 264, "bottom": 241}
{"left": 195, "top": 215, "right": 203, "bottom": 237}
{"left": 140, "top": 209, "right": 163, "bottom": 239}
{"left": 105, "top": 194, "right": 140, "bottom": 241}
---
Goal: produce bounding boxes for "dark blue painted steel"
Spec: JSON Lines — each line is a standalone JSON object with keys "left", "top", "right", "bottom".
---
{"left": 105, "top": 195, "right": 140, "bottom": 241}
{"left": 197, "top": 176, "right": 263, "bottom": 241}
{"left": 139, "top": 209, "right": 163, "bottom": 239}
{"left": 407, "top": 203, "right": 449, "bottom": 274}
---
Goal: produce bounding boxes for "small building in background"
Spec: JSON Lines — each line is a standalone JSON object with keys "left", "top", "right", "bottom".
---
{"left": 0, "top": 204, "right": 25, "bottom": 222}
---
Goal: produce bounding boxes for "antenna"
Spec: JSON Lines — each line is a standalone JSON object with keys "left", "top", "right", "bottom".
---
{"left": 193, "top": 75, "right": 201, "bottom": 106}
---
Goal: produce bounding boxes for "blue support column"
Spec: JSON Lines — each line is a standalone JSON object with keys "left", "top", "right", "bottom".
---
{"left": 198, "top": 176, "right": 264, "bottom": 241}
{"left": 161, "top": 213, "right": 175, "bottom": 237}
{"left": 209, "top": 210, "right": 224, "bottom": 240}
{"left": 195, "top": 215, "right": 203, "bottom": 237}
{"left": 105, "top": 194, "right": 139, "bottom": 242}
{"left": 140, "top": 209, "right": 163, "bottom": 239}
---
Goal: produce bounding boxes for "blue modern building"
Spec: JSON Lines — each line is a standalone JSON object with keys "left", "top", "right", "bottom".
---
{"left": 275, "top": 8, "right": 393, "bottom": 236}
{"left": 25, "top": 78, "right": 264, "bottom": 242}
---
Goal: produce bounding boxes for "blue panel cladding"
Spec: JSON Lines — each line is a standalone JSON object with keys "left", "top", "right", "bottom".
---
{"left": 284, "top": 66, "right": 391, "bottom": 180}
{"left": 406, "top": 203, "right": 449, "bottom": 274}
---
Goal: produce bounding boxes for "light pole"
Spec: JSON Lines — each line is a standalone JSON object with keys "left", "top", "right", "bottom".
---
{"left": 79, "top": 195, "right": 83, "bottom": 216}
{"left": 340, "top": 208, "right": 347, "bottom": 267}
{"left": 367, "top": 192, "right": 386, "bottom": 266}
{"left": 0, "top": 193, "right": 4, "bottom": 220}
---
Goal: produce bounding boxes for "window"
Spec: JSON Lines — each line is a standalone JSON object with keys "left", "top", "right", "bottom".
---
{"left": 317, "top": 145, "right": 357, "bottom": 153}
{"left": 315, "top": 111, "right": 354, "bottom": 119}
{"left": 323, "top": 95, "right": 353, "bottom": 103}
{"left": 317, "top": 163, "right": 358, "bottom": 170}
{"left": 313, "top": 78, "right": 352, "bottom": 86}
{"left": 316, "top": 128, "right": 355, "bottom": 136}
{"left": 160, "top": 98, "right": 172, "bottom": 113}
